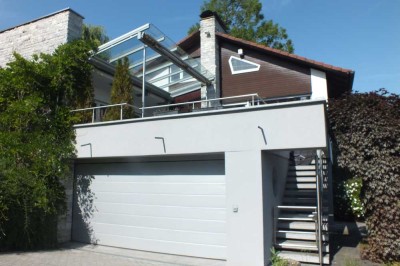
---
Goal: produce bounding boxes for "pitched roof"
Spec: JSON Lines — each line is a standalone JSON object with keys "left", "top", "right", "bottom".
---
{"left": 215, "top": 32, "right": 354, "bottom": 75}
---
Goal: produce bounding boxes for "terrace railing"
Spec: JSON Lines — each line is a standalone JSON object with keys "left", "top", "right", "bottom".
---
{"left": 71, "top": 93, "right": 266, "bottom": 124}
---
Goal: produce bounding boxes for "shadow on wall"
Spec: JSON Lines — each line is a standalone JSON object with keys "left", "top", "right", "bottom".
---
{"left": 261, "top": 151, "right": 291, "bottom": 263}
{"left": 72, "top": 174, "right": 97, "bottom": 244}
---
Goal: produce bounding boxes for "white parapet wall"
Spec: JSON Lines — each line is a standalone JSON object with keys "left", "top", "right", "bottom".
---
{"left": 75, "top": 101, "right": 327, "bottom": 158}
{"left": 73, "top": 100, "right": 327, "bottom": 266}
{"left": 0, "top": 8, "right": 83, "bottom": 67}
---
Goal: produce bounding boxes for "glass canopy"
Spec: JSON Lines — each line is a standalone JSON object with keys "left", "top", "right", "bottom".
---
{"left": 93, "top": 24, "right": 213, "bottom": 97}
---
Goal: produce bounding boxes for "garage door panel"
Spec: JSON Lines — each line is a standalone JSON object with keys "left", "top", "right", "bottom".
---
{"left": 94, "top": 213, "right": 226, "bottom": 233}
{"left": 95, "top": 234, "right": 226, "bottom": 259}
{"left": 95, "top": 192, "right": 226, "bottom": 208}
{"left": 73, "top": 158, "right": 226, "bottom": 259}
{"left": 91, "top": 180, "right": 225, "bottom": 195}
{"left": 94, "top": 203, "right": 226, "bottom": 221}
{"left": 94, "top": 223, "right": 226, "bottom": 246}
{"left": 75, "top": 160, "right": 224, "bottom": 176}
{"left": 90, "top": 175, "right": 225, "bottom": 183}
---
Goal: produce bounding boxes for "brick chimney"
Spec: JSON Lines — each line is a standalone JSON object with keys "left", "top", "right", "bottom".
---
{"left": 200, "top": 11, "right": 227, "bottom": 107}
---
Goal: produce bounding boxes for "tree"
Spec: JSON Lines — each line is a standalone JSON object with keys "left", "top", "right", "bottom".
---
{"left": 82, "top": 24, "right": 109, "bottom": 51}
{"left": 329, "top": 89, "right": 400, "bottom": 262}
{"left": 189, "top": 0, "right": 294, "bottom": 53}
{"left": 0, "top": 40, "right": 94, "bottom": 249}
{"left": 103, "top": 57, "right": 135, "bottom": 121}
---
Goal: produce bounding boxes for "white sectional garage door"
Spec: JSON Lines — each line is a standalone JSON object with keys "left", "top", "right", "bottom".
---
{"left": 72, "top": 157, "right": 226, "bottom": 259}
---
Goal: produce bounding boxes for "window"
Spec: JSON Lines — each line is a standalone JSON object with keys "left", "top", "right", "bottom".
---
{"left": 170, "top": 64, "right": 181, "bottom": 82}
{"left": 228, "top": 56, "right": 260, "bottom": 75}
{"left": 170, "top": 64, "right": 190, "bottom": 83}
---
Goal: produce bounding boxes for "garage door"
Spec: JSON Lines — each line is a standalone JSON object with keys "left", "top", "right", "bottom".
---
{"left": 72, "top": 157, "right": 226, "bottom": 259}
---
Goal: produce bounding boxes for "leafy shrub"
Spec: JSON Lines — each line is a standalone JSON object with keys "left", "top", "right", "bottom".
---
{"left": 0, "top": 40, "right": 93, "bottom": 250}
{"left": 329, "top": 89, "right": 400, "bottom": 262}
{"left": 270, "top": 248, "right": 288, "bottom": 266}
{"left": 333, "top": 171, "right": 354, "bottom": 220}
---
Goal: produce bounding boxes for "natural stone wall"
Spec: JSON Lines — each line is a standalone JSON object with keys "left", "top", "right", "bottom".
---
{"left": 200, "top": 14, "right": 225, "bottom": 107}
{"left": 0, "top": 9, "right": 83, "bottom": 67}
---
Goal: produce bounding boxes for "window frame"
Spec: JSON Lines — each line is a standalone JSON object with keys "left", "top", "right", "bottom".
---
{"left": 228, "top": 56, "right": 261, "bottom": 75}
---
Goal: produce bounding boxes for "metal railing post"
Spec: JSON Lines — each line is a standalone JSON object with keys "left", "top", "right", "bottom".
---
{"left": 120, "top": 105, "right": 123, "bottom": 120}
{"left": 142, "top": 45, "right": 146, "bottom": 118}
{"left": 273, "top": 207, "right": 277, "bottom": 245}
{"left": 316, "top": 149, "right": 323, "bottom": 265}
{"left": 92, "top": 109, "right": 95, "bottom": 123}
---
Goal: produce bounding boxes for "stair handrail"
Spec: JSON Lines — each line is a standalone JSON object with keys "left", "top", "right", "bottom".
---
{"left": 315, "top": 150, "right": 324, "bottom": 265}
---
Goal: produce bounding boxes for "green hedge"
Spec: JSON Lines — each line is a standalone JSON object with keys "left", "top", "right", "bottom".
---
{"left": 329, "top": 89, "right": 400, "bottom": 262}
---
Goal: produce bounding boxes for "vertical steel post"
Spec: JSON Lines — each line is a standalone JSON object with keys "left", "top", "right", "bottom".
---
{"left": 316, "top": 149, "right": 323, "bottom": 265}
{"left": 92, "top": 109, "right": 95, "bottom": 123}
{"left": 120, "top": 104, "right": 123, "bottom": 120}
{"left": 142, "top": 45, "right": 146, "bottom": 118}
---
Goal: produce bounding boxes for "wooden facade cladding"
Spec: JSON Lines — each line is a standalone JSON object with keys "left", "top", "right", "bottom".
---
{"left": 220, "top": 42, "right": 312, "bottom": 99}
{"left": 174, "top": 90, "right": 201, "bottom": 103}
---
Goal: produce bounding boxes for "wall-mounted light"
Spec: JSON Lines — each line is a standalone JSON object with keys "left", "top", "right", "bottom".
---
{"left": 205, "top": 31, "right": 211, "bottom": 37}
{"left": 238, "top": 48, "right": 244, "bottom": 58}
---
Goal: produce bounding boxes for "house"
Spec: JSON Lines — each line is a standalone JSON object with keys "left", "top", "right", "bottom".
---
{"left": 0, "top": 8, "right": 354, "bottom": 266}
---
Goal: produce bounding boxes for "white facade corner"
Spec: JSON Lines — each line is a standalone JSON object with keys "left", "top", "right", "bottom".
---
{"left": 311, "top": 68, "right": 328, "bottom": 101}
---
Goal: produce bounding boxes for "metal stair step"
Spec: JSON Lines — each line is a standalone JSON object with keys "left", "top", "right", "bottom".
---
{"left": 288, "top": 170, "right": 316, "bottom": 176}
{"left": 280, "top": 207, "right": 329, "bottom": 214}
{"left": 287, "top": 176, "right": 317, "bottom": 183}
{"left": 277, "top": 230, "right": 329, "bottom": 241}
{"left": 282, "top": 197, "right": 316, "bottom": 204}
{"left": 285, "top": 190, "right": 317, "bottom": 197}
{"left": 278, "top": 250, "right": 330, "bottom": 264}
{"left": 289, "top": 165, "right": 316, "bottom": 171}
{"left": 278, "top": 221, "right": 329, "bottom": 232}
{"left": 286, "top": 183, "right": 316, "bottom": 189}
{"left": 278, "top": 213, "right": 315, "bottom": 221}
{"left": 278, "top": 221, "right": 316, "bottom": 231}
{"left": 275, "top": 239, "right": 329, "bottom": 252}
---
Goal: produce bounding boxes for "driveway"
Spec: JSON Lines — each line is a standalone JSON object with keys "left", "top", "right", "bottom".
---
{"left": 0, "top": 242, "right": 226, "bottom": 266}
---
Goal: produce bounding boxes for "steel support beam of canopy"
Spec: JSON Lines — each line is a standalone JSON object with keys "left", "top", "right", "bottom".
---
{"left": 138, "top": 32, "right": 212, "bottom": 86}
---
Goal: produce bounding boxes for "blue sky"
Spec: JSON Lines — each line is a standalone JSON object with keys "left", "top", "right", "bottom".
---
{"left": 0, "top": 0, "right": 398, "bottom": 94}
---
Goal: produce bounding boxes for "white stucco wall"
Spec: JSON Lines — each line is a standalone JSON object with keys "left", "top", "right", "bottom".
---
{"left": 73, "top": 100, "right": 327, "bottom": 265}
{"left": 226, "top": 150, "right": 264, "bottom": 265}
{"left": 0, "top": 9, "right": 83, "bottom": 67}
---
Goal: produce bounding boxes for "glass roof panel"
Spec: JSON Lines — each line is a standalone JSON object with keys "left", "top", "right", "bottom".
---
{"left": 93, "top": 24, "right": 213, "bottom": 95}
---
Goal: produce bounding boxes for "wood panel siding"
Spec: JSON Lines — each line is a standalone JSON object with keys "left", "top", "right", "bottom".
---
{"left": 220, "top": 42, "right": 311, "bottom": 99}
{"left": 174, "top": 90, "right": 201, "bottom": 103}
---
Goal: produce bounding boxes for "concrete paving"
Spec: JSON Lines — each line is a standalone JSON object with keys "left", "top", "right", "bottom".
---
{"left": 0, "top": 223, "right": 384, "bottom": 266}
{"left": 330, "top": 221, "right": 381, "bottom": 266}
{"left": 0, "top": 242, "right": 226, "bottom": 266}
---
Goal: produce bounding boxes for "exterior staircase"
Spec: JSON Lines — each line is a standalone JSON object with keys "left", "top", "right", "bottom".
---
{"left": 274, "top": 151, "right": 330, "bottom": 265}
